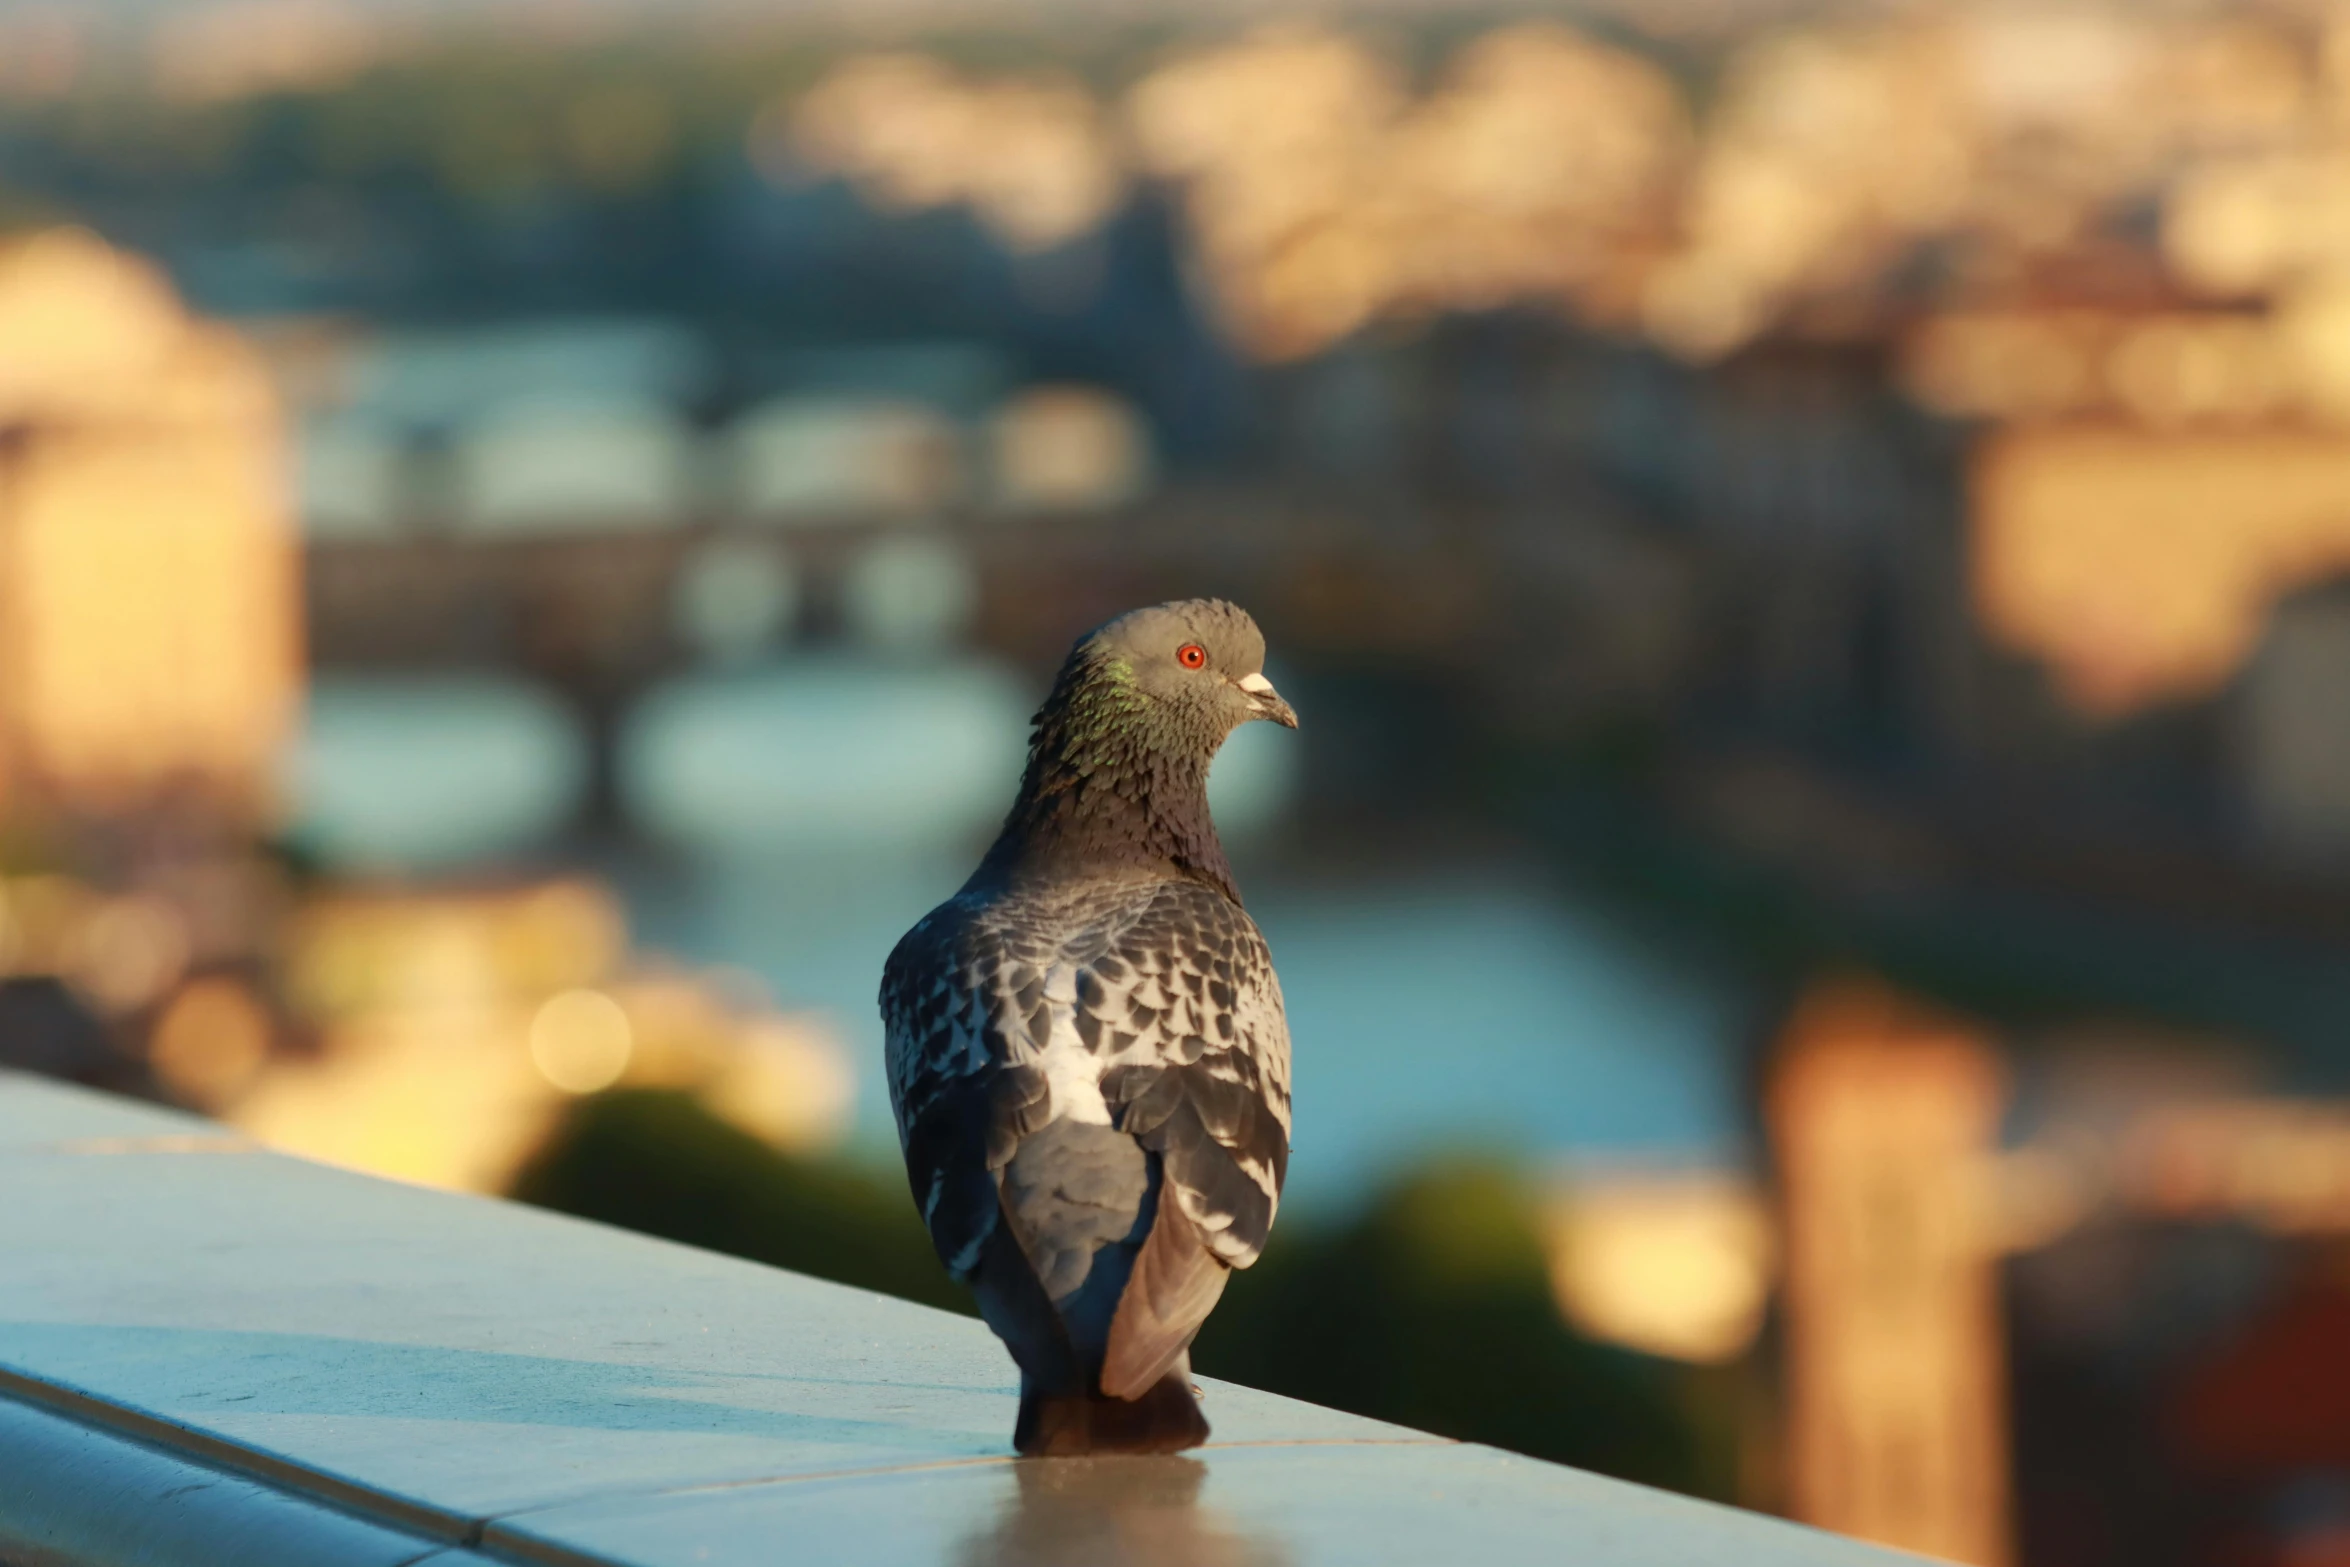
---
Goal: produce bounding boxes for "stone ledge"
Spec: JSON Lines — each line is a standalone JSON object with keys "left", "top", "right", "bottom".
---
{"left": 0, "top": 1074, "right": 1918, "bottom": 1566}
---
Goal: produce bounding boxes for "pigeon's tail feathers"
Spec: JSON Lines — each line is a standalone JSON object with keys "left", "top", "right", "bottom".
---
{"left": 1100, "top": 1194, "right": 1231, "bottom": 1399}
{"left": 1015, "top": 1371, "right": 1209, "bottom": 1457}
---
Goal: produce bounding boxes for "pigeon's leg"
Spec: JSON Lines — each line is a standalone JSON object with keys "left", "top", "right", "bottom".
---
{"left": 972, "top": 1214, "right": 1082, "bottom": 1412}
{"left": 1016, "top": 1369, "right": 1209, "bottom": 1457}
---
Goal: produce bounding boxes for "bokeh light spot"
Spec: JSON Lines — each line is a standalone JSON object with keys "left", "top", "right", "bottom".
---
{"left": 529, "top": 988, "right": 634, "bottom": 1095}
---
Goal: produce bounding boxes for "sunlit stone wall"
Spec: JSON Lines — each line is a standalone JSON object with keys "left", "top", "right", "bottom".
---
{"left": 0, "top": 227, "right": 300, "bottom": 826}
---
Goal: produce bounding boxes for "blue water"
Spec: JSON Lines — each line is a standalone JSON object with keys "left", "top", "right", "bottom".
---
{"left": 291, "top": 660, "right": 1301, "bottom": 867}
{"left": 624, "top": 848, "right": 1756, "bottom": 1212}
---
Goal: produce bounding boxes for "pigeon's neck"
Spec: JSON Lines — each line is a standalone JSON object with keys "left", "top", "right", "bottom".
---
{"left": 980, "top": 680, "right": 1238, "bottom": 903}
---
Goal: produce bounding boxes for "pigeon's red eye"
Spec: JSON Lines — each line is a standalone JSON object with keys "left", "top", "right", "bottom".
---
{"left": 1176, "top": 643, "right": 1207, "bottom": 670}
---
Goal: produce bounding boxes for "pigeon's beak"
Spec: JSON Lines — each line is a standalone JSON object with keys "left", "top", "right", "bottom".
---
{"left": 1236, "top": 671, "right": 1299, "bottom": 729}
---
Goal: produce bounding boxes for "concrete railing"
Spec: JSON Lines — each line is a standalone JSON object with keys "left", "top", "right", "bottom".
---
{"left": 0, "top": 1074, "right": 1918, "bottom": 1566}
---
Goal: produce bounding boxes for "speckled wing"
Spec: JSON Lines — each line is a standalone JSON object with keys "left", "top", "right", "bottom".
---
{"left": 881, "top": 899, "right": 1051, "bottom": 1280}
{"left": 882, "top": 878, "right": 1292, "bottom": 1284}
{"left": 1087, "top": 880, "right": 1292, "bottom": 1269}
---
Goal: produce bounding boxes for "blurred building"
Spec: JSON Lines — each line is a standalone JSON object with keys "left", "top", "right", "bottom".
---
{"left": 728, "top": 395, "right": 962, "bottom": 523}
{"left": 988, "top": 385, "right": 1153, "bottom": 514}
{"left": 0, "top": 228, "right": 299, "bottom": 831}
{"left": 2239, "top": 582, "right": 2350, "bottom": 864}
{"left": 453, "top": 398, "right": 697, "bottom": 540}
{"left": 1770, "top": 983, "right": 2013, "bottom": 1567}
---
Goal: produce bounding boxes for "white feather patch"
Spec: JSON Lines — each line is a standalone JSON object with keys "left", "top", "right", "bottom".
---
{"left": 1035, "top": 963, "right": 1113, "bottom": 1125}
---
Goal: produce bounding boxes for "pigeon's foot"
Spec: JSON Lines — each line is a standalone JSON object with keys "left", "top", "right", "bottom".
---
{"left": 1014, "top": 1373, "right": 1209, "bottom": 1457}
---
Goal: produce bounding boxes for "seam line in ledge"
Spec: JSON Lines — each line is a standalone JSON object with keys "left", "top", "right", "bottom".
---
{"left": 0, "top": 1364, "right": 487, "bottom": 1555}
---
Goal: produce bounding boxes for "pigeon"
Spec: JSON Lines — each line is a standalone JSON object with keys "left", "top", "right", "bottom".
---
{"left": 881, "top": 599, "right": 1298, "bottom": 1456}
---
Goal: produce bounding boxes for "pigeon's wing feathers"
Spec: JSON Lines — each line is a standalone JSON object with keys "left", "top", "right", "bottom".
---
{"left": 1091, "top": 881, "right": 1293, "bottom": 1269}
{"left": 882, "top": 902, "right": 1050, "bottom": 1279}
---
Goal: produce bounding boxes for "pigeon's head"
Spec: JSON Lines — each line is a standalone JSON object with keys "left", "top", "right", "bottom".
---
{"left": 1066, "top": 598, "right": 1298, "bottom": 744}
{"left": 1000, "top": 599, "right": 1294, "bottom": 879}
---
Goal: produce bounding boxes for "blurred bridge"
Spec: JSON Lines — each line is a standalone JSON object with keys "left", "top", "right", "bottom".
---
{"left": 303, "top": 494, "right": 1574, "bottom": 701}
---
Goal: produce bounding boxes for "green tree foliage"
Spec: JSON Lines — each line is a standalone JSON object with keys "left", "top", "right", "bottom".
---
{"left": 1194, "top": 1161, "right": 1712, "bottom": 1495}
